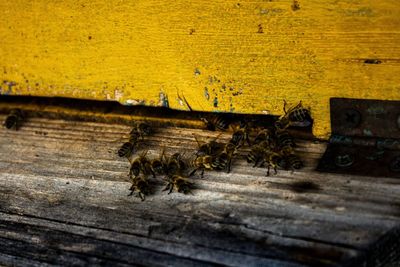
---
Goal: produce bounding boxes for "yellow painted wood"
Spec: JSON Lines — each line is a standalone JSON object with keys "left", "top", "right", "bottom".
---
{"left": 0, "top": 0, "right": 399, "bottom": 139}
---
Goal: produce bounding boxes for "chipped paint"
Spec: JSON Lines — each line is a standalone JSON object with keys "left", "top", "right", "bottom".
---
{"left": 229, "top": 97, "right": 235, "bottom": 112}
{"left": 213, "top": 97, "right": 218, "bottom": 108}
{"left": 126, "top": 99, "right": 145, "bottom": 105}
{"left": 204, "top": 87, "right": 210, "bottom": 100}
{"left": 114, "top": 89, "right": 123, "bottom": 101}
{"left": 159, "top": 90, "right": 169, "bottom": 108}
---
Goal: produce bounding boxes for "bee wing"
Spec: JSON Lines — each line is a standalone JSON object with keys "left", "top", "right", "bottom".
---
{"left": 192, "top": 133, "right": 205, "bottom": 147}
{"left": 211, "top": 132, "right": 223, "bottom": 142}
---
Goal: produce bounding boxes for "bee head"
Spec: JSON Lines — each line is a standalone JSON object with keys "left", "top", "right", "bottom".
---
{"left": 138, "top": 122, "right": 151, "bottom": 135}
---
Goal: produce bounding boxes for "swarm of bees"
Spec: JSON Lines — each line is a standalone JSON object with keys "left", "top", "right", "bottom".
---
{"left": 126, "top": 149, "right": 196, "bottom": 200}
{"left": 197, "top": 101, "right": 311, "bottom": 176}
{"left": 118, "top": 101, "right": 312, "bottom": 201}
{"left": 118, "top": 122, "right": 195, "bottom": 200}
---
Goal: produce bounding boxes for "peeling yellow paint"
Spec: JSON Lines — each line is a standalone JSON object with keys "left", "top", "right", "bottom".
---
{"left": 0, "top": 0, "right": 400, "bottom": 138}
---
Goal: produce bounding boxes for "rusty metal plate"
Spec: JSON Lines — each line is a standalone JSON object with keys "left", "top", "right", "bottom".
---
{"left": 317, "top": 143, "right": 400, "bottom": 178}
{"left": 318, "top": 98, "right": 400, "bottom": 178}
{"left": 330, "top": 98, "right": 400, "bottom": 139}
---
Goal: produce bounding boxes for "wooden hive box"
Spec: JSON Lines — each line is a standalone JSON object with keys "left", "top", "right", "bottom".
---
{"left": 0, "top": 1, "right": 399, "bottom": 266}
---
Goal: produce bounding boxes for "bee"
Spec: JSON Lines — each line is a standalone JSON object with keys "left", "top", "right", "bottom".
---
{"left": 253, "top": 128, "right": 274, "bottom": 146}
{"left": 188, "top": 155, "right": 214, "bottom": 177}
{"left": 150, "top": 149, "right": 166, "bottom": 175}
{"left": 230, "top": 123, "right": 251, "bottom": 148}
{"left": 193, "top": 134, "right": 225, "bottom": 157}
{"left": 275, "top": 129, "right": 295, "bottom": 150}
{"left": 4, "top": 109, "right": 24, "bottom": 130}
{"left": 200, "top": 115, "right": 229, "bottom": 131}
{"left": 130, "top": 122, "right": 151, "bottom": 141}
{"left": 118, "top": 142, "right": 137, "bottom": 158}
{"left": 284, "top": 101, "right": 311, "bottom": 124}
{"left": 247, "top": 141, "right": 270, "bottom": 167}
{"left": 165, "top": 152, "right": 187, "bottom": 176}
{"left": 285, "top": 153, "right": 303, "bottom": 170}
{"left": 281, "top": 147, "right": 303, "bottom": 170}
{"left": 212, "top": 142, "right": 237, "bottom": 173}
{"left": 163, "top": 174, "right": 194, "bottom": 194}
{"left": 128, "top": 175, "right": 152, "bottom": 201}
{"left": 260, "top": 150, "right": 287, "bottom": 176}
{"left": 129, "top": 151, "right": 155, "bottom": 178}
{"left": 179, "top": 91, "right": 229, "bottom": 132}
{"left": 275, "top": 101, "right": 312, "bottom": 129}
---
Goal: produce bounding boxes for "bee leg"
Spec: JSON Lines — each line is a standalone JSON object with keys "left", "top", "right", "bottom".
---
{"left": 274, "top": 167, "right": 278, "bottom": 175}
{"left": 259, "top": 159, "right": 265, "bottom": 168}
{"left": 163, "top": 183, "right": 171, "bottom": 192}
{"left": 139, "top": 192, "right": 145, "bottom": 201}
{"left": 189, "top": 169, "right": 197, "bottom": 177}
{"left": 290, "top": 165, "right": 295, "bottom": 174}
{"left": 200, "top": 168, "right": 205, "bottom": 178}
{"left": 150, "top": 168, "right": 156, "bottom": 178}
{"left": 283, "top": 100, "right": 288, "bottom": 114}
{"left": 266, "top": 165, "right": 270, "bottom": 176}
{"left": 168, "top": 185, "right": 174, "bottom": 194}
{"left": 128, "top": 186, "right": 135, "bottom": 196}
{"left": 246, "top": 136, "right": 251, "bottom": 146}
{"left": 227, "top": 158, "right": 232, "bottom": 173}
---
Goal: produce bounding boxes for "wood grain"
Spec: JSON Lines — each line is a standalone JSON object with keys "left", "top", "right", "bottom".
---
{"left": 0, "top": 116, "right": 399, "bottom": 266}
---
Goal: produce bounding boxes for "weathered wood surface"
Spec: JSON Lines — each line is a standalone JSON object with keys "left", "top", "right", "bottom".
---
{"left": 0, "top": 116, "right": 399, "bottom": 266}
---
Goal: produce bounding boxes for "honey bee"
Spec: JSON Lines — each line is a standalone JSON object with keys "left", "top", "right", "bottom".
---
{"left": 119, "top": 122, "right": 151, "bottom": 158}
{"left": 118, "top": 142, "right": 137, "bottom": 158}
{"left": 281, "top": 147, "right": 303, "bottom": 170}
{"left": 212, "top": 142, "right": 237, "bottom": 173}
{"left": 260, "top": 150, "right": 287, "bottom": 176}
{"left": 165, "top": 152, "right": 187, "bottom": 175}
{"left": 193, "top": 133, "right": 225, "bottom": 157}
{"left": 163, "top": 174, "right": 194, "bottom": 194}
{"left": 150, "top": 149, "right": 166, "bottom": 175}
{"left": 275, "top": 129, "right": 295, "bottom": 150}
{"left": 284, "top": 101, "right": 311, "bottom": 123}
{"left": 4, "top": 109, "right": 24, "bottom": 130}
{"left": 285, "top": 153, "right": 303, "bottom": 170}
{"left": 275, "top": 101, "right": 312, "bottom": 129}
{"left": 200, "top": 115, "right": 229, "bottom": 131}
{"left": 130, "top": 122, "right": 151, "bottom": 141}
{"left": 128, "top": 175, "right": 152, "bottom": 201}
{"left": 247, "top": 141, "right": 270, "bottom": 167}
{"left": 129, "top": 151, "right": 155, "bottom": 178}
{"left": 230, "top": 123, "right": 251, "bottom": 148}
{"left": 253, "top": 128, "right": 274, "bottom": 146}
{"left": 188, "top": 155, "right": 214, "bottom": 177}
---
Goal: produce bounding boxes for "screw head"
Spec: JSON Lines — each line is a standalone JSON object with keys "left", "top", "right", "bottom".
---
{"left": 335, "top": 154, "right": 354, "bottom": 168}
{"left": 389, "top": 156, "right": 400, "bottom": 173}
{"left": 341, "top": 109, "right": 361, "bottom": 128}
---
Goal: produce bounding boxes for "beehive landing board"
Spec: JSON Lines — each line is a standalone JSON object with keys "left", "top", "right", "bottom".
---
{"left": 0, "top": 116, "right": 399, "bottom": 266}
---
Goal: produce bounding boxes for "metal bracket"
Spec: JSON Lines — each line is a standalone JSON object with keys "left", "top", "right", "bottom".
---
{"left": 317, "top": 98, "right": 400, "bottom": 178}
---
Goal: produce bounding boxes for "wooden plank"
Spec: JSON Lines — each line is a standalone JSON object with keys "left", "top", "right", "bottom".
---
{"left": 1, "top": 1, "right": 400, "bottom": 138}
{"left": 0, "top": 116, "right": 399, "bottom": 266}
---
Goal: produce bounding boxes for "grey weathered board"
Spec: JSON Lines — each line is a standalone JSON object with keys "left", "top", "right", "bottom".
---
{"left": 0, "top": 116, "right": 399, "bottom": 267}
